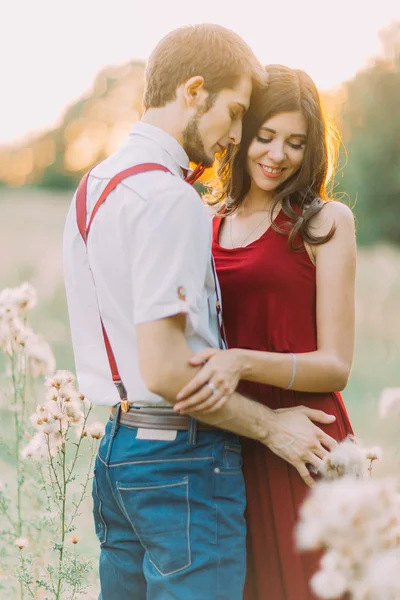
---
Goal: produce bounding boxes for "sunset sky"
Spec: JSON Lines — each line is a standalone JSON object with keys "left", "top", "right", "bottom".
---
{"left": 2, "top": 0, "right": 399, "bottom": 144}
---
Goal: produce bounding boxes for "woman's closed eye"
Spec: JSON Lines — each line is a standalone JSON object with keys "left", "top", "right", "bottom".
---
{"left": 256, "top": 135, "right": 272, "bottom": 144}
{"left": 256, "top": 135, "right": 305, "bottom": 151}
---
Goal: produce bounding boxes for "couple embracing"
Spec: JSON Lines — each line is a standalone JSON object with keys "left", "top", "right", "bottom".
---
{"left": 63, "top": 22, "right": 356, "bottom": 600}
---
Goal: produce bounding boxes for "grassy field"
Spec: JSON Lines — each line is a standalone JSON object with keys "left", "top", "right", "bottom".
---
{"left": 1, "top": 187, "right": 400, "bottom": 593}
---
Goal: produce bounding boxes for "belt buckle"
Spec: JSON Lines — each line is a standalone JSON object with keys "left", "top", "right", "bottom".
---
{"left": 120, "top": 397, "right": 131, "bottom": 412}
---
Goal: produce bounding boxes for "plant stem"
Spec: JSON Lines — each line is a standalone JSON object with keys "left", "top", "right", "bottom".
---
{"left": 55, "top": 441, "right": 67, "bottom": 600}
{"left": 66, "top": 405, "right": 92, "bottom": 483}
{"left": 10, "top": 354, "right": 23, "bottom": 538}
{"left": 66, "top": 439, "right": 96, "bottom": 532}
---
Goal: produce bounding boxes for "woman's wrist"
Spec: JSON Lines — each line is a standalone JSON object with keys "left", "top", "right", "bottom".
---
{"left": 233, "top": 348, "right": 252, "bottom": 380}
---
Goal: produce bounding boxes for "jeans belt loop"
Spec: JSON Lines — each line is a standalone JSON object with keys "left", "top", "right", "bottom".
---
{"left": 188, "top": 417, "right": 198, "bottom": 446}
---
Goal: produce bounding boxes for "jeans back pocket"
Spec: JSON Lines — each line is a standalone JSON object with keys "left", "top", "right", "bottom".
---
{"left": 117, "top": 476, "right": 191, "bottom": 576}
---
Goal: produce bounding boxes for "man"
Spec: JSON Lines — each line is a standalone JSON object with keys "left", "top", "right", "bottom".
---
{"left": 63, "top": 23, "right": 336, "bottom": 600}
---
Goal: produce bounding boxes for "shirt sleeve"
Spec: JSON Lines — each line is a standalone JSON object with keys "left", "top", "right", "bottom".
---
{"left": 129, "top": 177, "right": 211, "bottom": 332}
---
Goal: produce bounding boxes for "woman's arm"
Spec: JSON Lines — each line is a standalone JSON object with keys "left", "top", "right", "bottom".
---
{"left": 239, "top": 201, "right": 356, "bottom": 391}
{"left": 175, "top": 201, "right": 356, "bottom": 411}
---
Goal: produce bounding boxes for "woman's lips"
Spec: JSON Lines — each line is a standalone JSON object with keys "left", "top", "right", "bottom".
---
{"left": 258, "top": 164, "right": 286, "bottom": 179}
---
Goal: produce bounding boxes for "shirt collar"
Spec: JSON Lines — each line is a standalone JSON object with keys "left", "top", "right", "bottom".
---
{"left": 129, "top": 121, "right": 191, "bottom": 177}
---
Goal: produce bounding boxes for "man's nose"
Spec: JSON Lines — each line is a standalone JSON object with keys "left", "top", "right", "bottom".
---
{"left": 229, "top": 120, "right": 243, "bottom": 145}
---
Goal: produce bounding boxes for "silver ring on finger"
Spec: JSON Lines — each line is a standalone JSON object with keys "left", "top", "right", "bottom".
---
{"left": 207, "top": 381, "right": 218, "bottom": 395}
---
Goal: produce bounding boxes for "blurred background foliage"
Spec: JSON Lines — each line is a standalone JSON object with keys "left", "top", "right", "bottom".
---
{"left": 0, "top": 61, "right": 146, "bottom": 190}
{"left": 1, "top": 23, "right": 399, "bottom": 246}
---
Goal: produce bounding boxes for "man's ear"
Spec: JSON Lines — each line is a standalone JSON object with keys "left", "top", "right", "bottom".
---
{"left": 182, "top": 76, "right": 207, "bottom": 108}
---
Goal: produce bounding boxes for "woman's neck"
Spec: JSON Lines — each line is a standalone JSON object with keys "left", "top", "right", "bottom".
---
{"left": 239, "top": 183, "right": 275, "bottom": 216}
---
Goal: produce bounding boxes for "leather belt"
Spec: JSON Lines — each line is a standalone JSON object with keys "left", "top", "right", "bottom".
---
{"left": 111, "top": 406, "right": 215, "bottom": 431}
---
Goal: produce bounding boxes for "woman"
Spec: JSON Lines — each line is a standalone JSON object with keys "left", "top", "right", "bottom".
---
{"left": 176, "top": 65, "right": 356, "bottom": 599}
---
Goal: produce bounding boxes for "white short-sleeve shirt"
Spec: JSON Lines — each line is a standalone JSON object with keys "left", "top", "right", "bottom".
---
{"left": 63, "top": 122, "right": 221, "bottom": 406}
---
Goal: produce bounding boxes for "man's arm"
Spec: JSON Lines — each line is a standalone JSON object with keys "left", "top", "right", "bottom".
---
{"left": 137, "top": 314, "right": 337, "bottom": 487}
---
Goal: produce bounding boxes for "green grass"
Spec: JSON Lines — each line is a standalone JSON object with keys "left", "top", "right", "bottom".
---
{"left": 1, "top": 187, "right": 400, "bottom": 592}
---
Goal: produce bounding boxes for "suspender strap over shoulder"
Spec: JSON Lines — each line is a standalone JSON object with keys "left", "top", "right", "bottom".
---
{"left": 75, "top": 163, "right": 172, "bottom": 384}
{"left": 76, "top": 163, "right": 172, "bottom": 243}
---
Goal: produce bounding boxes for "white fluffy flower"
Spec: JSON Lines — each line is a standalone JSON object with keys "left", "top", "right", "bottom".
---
{"left": 86, "top": 421, "right": 105, "bottom": 440}
{"left": 379, "top": 388, "right": 400, "bottom": 418}
{"left": 0, "top": 294, "right": 55, "bottom": 376}
{"left": 64, "top": 400, "right": 84, "bottom": 420}
{"left": 311, "top": 568, "right": 348, "bottom": 599}
{"left": 356, "top": 550, "right": 400, "bottom": 600}
{"left": 24, "top": 331, "right": 56, "bottom": 377}
{"left": 319, "top": 437, "right": 369, "bottom": 480}
{"left": 21, "top": 431, "right": 62, "bottom": 459}
{"left": 297, "top": 476, "right": 400, "bottom": 599}
{"left": 21, "top": 433, "right": 48, "bottom": 459}
{"left": 364, "top": 446, "right": 383, "bottom": 462}
{"left": 0, "top": 283, "right": 37, "bottom": 313}
{"left": 0, "top": 307, "right": 25, "bottom": 354}
{"left": 45, "top": 370, "right": 75, "bottom": 390}
{"left": 14, "top": 537, "right": 29, "bottom": 550}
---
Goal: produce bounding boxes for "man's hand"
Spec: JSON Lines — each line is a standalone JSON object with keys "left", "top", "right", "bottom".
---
{"left": 264, "top": 406, "right": 337, "bottom": 487}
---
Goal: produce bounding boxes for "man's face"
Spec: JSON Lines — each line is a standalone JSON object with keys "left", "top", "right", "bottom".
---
{"left": 182, "top": 75, "right": 252, "bottom": 167}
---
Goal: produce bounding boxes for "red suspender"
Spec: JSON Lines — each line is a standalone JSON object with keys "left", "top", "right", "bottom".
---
{"left": 75, "top": 163, "right": 172, "bottom": 382}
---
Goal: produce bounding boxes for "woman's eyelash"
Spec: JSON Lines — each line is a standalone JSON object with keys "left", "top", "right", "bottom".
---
{"left": 256, "top": 136, "right": 305, "bottom": 150}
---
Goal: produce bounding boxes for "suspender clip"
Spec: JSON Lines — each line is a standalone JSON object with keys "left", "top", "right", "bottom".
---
{"left": 120, "top": 398, "right": 131, "bottom": 412}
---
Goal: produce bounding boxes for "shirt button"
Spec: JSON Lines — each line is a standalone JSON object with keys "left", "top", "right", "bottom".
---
{"left": 214, "top": 467, "right": 221, "bottom": 474}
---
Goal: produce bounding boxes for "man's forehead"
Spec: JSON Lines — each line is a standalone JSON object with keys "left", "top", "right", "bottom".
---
{"left": 230, "top": 76, "right": 252, "bottom": 108}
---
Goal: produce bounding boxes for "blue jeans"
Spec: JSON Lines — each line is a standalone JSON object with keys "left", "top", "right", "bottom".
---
{"left": 92, "top": 411, "right": 247, "bottom": 599}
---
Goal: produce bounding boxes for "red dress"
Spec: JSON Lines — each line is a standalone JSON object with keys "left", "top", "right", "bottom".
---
{"left": 212, "top": 210, "right": 353, "bottom": 600}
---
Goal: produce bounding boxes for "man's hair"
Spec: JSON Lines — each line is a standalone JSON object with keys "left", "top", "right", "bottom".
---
{"left": 143, "top": 23, "right": 265, "bottom": 109}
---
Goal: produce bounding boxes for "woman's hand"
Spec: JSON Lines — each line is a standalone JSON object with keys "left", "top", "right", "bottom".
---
{"left": 174, "top": 348, "right": 243, "bottom": 414}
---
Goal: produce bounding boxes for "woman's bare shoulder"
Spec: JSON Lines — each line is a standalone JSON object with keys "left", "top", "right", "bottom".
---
{"left": 310, "top": 200, "right": 355, "bottom": 236}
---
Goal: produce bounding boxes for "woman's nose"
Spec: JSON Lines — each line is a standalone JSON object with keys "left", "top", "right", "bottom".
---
{"left": 267, "top": 142, "right": 286, "bottom": 163}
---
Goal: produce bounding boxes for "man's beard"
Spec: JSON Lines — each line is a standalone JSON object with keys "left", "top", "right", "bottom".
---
{"left": 182, "top": 116, "right": 214, "bottom": 168}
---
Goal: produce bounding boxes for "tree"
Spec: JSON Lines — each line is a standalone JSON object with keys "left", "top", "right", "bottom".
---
{"left": 336, "top": 22, "right": 400, "bottom": 245}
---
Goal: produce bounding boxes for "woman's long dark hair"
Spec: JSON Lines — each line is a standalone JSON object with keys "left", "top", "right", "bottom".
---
{"left": 213, "top": 65, "right": 342, "bottom": 248}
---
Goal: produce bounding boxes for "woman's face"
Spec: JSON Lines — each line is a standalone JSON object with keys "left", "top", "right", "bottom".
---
{"left": 246, "top": 110, "right": 307, "bottom": 193}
